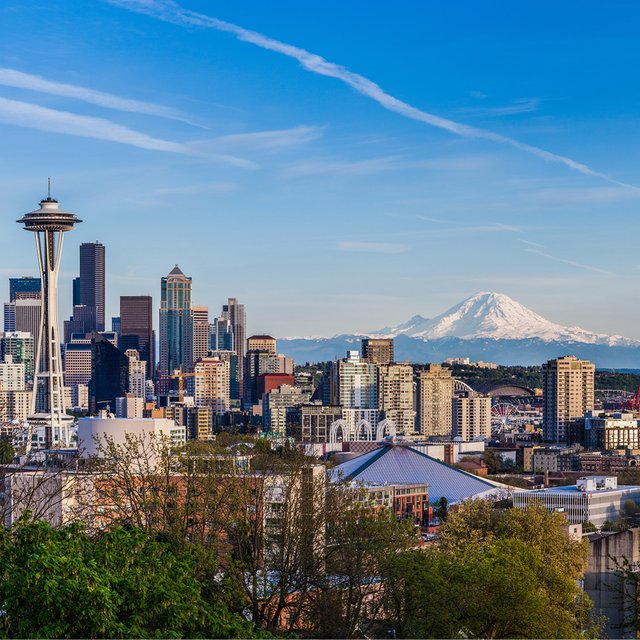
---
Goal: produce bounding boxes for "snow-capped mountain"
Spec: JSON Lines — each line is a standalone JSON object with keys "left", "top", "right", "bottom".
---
{"left": 279, "top": 292, "right": 640, "bottom": 367}
{"left": 371, "top": 292, "right": 637, "bottom": 346}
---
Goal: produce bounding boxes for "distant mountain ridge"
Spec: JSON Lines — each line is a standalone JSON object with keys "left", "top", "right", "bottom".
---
{"left": 371, "top": 292, "right": 637, "bottom": 346}
{"left": 279, "top": 292, "right": 640, "bottom": 367}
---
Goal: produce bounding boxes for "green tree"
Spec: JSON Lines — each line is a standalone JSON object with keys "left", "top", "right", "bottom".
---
{"left": 384, "top": 501, "right": 600, "bottom": 639}
{"left": 432, "top": 496, "right": 448, "bottom": 522}
{"left": 0, "top": 438, "right": 14, "bottom": 464}
{"left": 0, "top": 520, "right": 263, "bottom": 639}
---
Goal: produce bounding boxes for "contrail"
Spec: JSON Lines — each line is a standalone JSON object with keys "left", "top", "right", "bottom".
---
{"left": 0, "top": 67, "right": 200, "bottom": 126}
{"left": 108, "top": 0, "right": 640, "bottom": 191}
{"left": 0, "top": 96, "right": 254, "bottom": 167}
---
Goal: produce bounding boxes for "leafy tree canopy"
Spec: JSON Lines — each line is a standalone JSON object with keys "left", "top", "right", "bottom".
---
{"left": 0, "top": 520, "right": 267, "bottom": 639}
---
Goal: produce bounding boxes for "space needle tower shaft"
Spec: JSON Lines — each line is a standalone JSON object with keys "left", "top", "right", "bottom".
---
{"left": 17, "top": 183, "right": 82, "bottom": 448}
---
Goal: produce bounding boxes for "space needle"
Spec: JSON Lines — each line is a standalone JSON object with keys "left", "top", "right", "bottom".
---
{"left": 17, "top": 183, "right": 82, "bottom": 449}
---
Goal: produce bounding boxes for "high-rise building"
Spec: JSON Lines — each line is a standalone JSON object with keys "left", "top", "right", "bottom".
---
{"left": 3, "top": 303, "right": 15, "bottom": 333}
{"left": 125, "top": 349, "right": 147, "bottom": 399}
{"left": 9, "top": 277, "right": 41, "bottom": 301}
{"left": 120, "top": 295, "right": 154, "bottom": 379}
{"left": 221, "top": 298, "right": 246, "bottom": 393}
{"left": 289, "top": 404, "right": 343, "bottom": 442}
{"left": 361, "top": 338, "right": 394, "bottom": 364}
{"left": 247, "top": 334, "right": 276, "bottom": 354}
{"left": 192, "top": 306, "right": 209, "bottom": 362}
{"left": 0, "top": 390, "right": 31, "bottom": 422}
{"left": 1, "top": 331, "right": 34, "bottom": 382}
{"left": 377, "top": 362, "right": 415, "bottom": 434}
{"left": 243, "top": 350, "right": 283, "bottom": 407}
{"left": 543, "top": 356, "right": 595, "bottom": 443}
{"left": 193, "top": 357, "right": 230, "bottom": 415}
{"left": 335, "top": 350, "right": 379, "bottom": 434}
{"left": 14, "top": 298, "right": 40, "bottom": 346}
{"left": 159, "top": 266, "right": 193, "bottom": 386}
{"left": 115, "top": 393, "right": 145, "bottom": 419}
{"left": 78, "top": 242, "right": 105, "bottom": 332}
{"left": 0, "top": 355, "right": 25, "bottom": 391}
{"left": 111, "top": 316, "right": 120, "bottom": 334}
{"left": 263, "top": 384, "right": 311, "bottom": 436}
{"left": 72, "top": 276, "right": 81, "bottom": 307}
{"left": 209, "top": 316, "right": 233, "bottom": 352}
{"left": 63, "top": 304, "right": 96, "bottom": 344}
{"left": 417, "top": 364, "right": 454, "bottom": 437}
{"left": 453, "top": 392, "right": 491, "bottom": 441}
{"left": 63, "top": 337, "right": 93, "bottom": 386}
{"left": 17, "top": 190, "right": 81, "bottom": 447}
{"left": 208, "top": 350, "right": 238, "bottom": 402}
{"left": 89, "top": 333, "right": 129, "bottom": 414}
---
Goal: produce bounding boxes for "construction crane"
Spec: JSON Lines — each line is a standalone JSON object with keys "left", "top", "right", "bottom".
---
{"left": 169, "top": 367, "right": 203, "bottom": 403}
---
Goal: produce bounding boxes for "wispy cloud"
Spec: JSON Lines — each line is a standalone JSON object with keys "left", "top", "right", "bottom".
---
{"left": 108, "top": 0, "right": 640, "bottom": 191}
{"left": 337, "top": 241, "right": 409, "bottom": 254}
{"left": 209, "top": 125, "right": 323, "bottom": 150}
{"left": 285, "top": 156, "right": 402, "bottom": 177}
{"left": 458, "top": 97, "right": 541, "bottom": 117}
{"left": 528, "top": 185, "right": 638, "bottom": 205}
{"left": 521, "top": 241, "right": 612, "bottom": 275}
{"left": 0, "top": 67, "right": 196, "bottom": 125}
{"left": 415, "top": 218, "right": 528, "bottom": 235}
{"left": 0, "top": 97, "right": 255, "bottom": 167}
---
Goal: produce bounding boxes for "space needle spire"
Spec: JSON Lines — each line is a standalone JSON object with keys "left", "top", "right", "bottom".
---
{"left": 17, "top": 185, "right": 82, "bottom": 448}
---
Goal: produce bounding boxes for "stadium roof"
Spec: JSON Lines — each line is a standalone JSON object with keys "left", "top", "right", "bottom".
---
{"left": 331, "top": 441, "right": 506, "bottom": 504}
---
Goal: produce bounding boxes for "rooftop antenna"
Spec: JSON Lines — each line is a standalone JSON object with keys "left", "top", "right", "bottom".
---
{"left": 47, "top": 177, "right": 51, "bottom": 198}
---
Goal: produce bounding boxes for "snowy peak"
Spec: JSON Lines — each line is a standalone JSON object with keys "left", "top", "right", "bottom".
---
{"left": 372, "top": 292, "right": 638, "bottom": 346}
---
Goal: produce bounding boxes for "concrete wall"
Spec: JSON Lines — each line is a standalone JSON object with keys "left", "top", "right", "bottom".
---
{"left": 584, "top": 528, "right": 640, "bottom": 639}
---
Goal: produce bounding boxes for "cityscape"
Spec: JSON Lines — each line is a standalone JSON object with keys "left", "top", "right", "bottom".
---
{"left": 2, "top": 2, "right": 640, "bottom": 639}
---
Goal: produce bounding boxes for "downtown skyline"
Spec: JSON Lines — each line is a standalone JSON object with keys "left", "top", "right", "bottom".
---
{"left": 2, "top": 1, "right": 640, "bottom": 338}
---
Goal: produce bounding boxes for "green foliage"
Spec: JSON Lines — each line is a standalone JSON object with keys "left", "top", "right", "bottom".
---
{"left": 432, "top": 496, "right": 448, "bottom": 522}
{"left": 482, "top": 449, "right": 515, "bottom": 474}
{"left": 0, "top": 521, "right": 265, "bottom": 639}
{"left": 384, "top": 501, "right": 600, "bottom": 639}
{"left": 0, "top": 438, "right": 14, "bottom": 464}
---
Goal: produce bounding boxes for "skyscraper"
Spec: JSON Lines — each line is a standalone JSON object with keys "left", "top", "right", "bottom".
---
{"left": 192, "top": 306, "right": 209, "bottom": 362}
{"left": 9, "top": 276, "right": 41, "bottom": 301}
{"left": 194, "top": 357, "right": 230, "bottom": 414}
{"left": 79, "top": 242, "right": 105, "bottom": 332}
{"left": 361, "top": 338, "right": 394, "bottom": 364}
{"left": 1, "top": 331, "right": 35, "bottom": 382}
{"left": 120, "top": 295, "right": 154, "bottom": 379}
{"left": 221, "top": 298, "right": 245, "bottom": 395}
{"left": 210, "top": 316, "right": 233, "bottom": 352}
{"left": 159, "top": 266, "right": 193, "bottom": 388}
{"left": 17, "top": 189, "right": 81, "bottom": 447}
{"left": 89, "top": 332, "right": 129, "bottom": 414}
{"left": 377, "top": 362, "right": 415, "bottom": 434}
{"left": 417, "top": 364, "right": 454, "bottom": 437}
{"left": 543, "top": 356, "right": 595, "bottom": 443}
{"left": 453, "top": 392, "right": 492, "bottom": 441}
{"left": 335, "top": 350, "right": 379, "bottom": 434}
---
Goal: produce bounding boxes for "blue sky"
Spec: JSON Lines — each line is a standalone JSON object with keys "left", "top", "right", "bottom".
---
{"left": 1, "top": 0, "right": 640, "bottom": 338}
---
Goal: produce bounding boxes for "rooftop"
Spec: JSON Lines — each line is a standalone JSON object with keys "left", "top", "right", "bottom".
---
{"left": 331, "top": 439, "right": 506, "bottom": 504}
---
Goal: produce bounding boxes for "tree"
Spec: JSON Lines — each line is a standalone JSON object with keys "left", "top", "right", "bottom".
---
{"left": 432, "top": 496, "right": 448, "bottom": 522}
{"left": 0, "top": 520, "right": 264, "bottom": 638}
{"left": 383, "top": 500, "right": 601, "bottom": 639}
{"left": 308, "top": 484, "right": 416, "bottom": 639}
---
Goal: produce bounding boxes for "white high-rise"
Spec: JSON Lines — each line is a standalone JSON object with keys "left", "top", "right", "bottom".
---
{"left": 17, "top": 188, "right": 81, "bottom": 448}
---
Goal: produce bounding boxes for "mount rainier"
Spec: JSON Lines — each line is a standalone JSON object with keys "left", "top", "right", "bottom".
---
{"left": 278, "top": 292, "right": 640, "bottom": 367}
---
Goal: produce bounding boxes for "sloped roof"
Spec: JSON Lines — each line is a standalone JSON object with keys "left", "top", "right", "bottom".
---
{"left": 332, "top": 442, "right": 505, "bottom": 504}
{"left": 168, "top": 264, "right": 184, "bottom": 276}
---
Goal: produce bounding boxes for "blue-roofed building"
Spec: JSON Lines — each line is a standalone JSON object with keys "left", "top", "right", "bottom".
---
{"left": 331, "top": 439, "right": 506, "bottom": 505}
